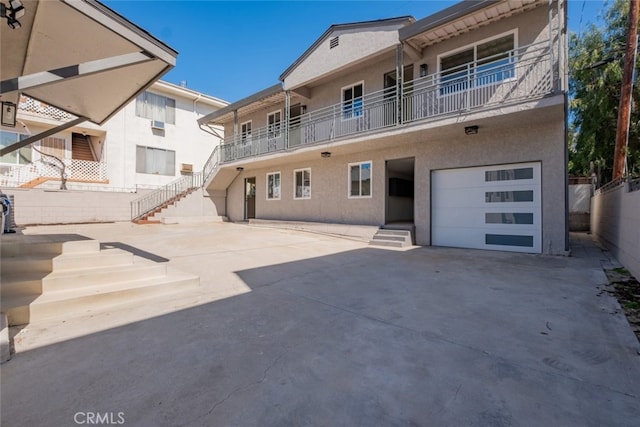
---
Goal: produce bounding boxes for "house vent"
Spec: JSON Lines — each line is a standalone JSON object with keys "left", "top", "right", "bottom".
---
{"left": 329, "top": 36, "right": 339, "bottom": 49}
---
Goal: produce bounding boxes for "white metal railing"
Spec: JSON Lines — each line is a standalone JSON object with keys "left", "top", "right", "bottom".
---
{"left": 130, "top": 172, "right": 203, "bottom": 220}
{"left": 215, "top": 41, "right": 554, "bottom": 164}
{"left": 219, "top": 86, "right": 398, "bottom": 161}
{"left": 403, "top": 41, "right": 552, "bottom": 123}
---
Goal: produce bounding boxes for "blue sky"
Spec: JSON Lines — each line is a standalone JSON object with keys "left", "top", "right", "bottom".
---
{"left": 102, "top": 0, "right": 606, "bottom": 103}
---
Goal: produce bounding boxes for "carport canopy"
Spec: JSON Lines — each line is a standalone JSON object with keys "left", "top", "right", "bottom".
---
{"left": 0, "top": 0, "right": 177, "bottom": 156}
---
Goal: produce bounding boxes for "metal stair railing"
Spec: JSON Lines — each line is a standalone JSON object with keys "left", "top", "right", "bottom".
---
{"left": 130, "top": 172, "right": 203, "bottom": 221}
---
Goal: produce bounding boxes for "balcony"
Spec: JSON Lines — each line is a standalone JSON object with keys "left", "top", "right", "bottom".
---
{"left": 0, "top": 159, "right": 108, "bottom": 188}
{"left": 218, "top": 40, "right": 555, "bottom": 164}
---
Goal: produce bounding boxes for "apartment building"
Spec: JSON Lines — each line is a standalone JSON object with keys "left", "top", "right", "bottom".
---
{"left": 1, "top": 80, "right": 227, "bottom": 191}
{"left": 199, "top": 0, "right": 568, "bottom": 254}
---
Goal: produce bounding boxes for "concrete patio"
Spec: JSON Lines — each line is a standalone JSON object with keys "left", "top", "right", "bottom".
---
{"left": 1, "top": 222, "right": 639, "bottom": 426}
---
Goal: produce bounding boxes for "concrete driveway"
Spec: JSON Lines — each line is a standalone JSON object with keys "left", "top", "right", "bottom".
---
{"left": 1, "top": 222, "right": 639, "bottom": 426}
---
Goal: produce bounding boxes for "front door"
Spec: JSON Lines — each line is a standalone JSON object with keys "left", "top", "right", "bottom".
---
{"left": 244, "top": 177, "right": 256, "bottom": 220}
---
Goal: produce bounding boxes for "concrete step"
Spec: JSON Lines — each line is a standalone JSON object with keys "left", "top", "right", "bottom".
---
{"left": 1, "top": 271, "right": 44, "bottom": 297}
{"left": 376, "top": 229, "right": 412, "bottom": 237}
{"left": 1, "top": 256, "right": 53, "bottom": 275}
{"left": 2, "top": 268, "right": 200, "bottom": 326}
{"left": 1, "top": 241, "right": 62, "bottom": 258}
{"left": 52, "top": 248, "right": 133, "bottom": 271}
{"left": 1, "top": 239, "right": 98, "bottom": 258}
{"left": 42, "top": 262, "right": 167, "bottom": 292}
{"left": 369, "top": 229, "right": 413, "bottom": 248}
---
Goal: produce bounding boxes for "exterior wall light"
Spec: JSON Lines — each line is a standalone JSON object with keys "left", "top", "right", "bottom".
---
{"left": 236, "top": 167, "right": 244, "bottom": 171}
{"left": 321, "top": 152, "right": 331, "bottom": 158}
{"left": 464, "top": 125, "right": 479, "bottom": 135}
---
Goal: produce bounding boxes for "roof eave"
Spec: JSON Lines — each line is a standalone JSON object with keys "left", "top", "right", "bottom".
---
{"left": 198, "top": 83, "right": 283, "bottom": 125}
{"left": 399, "top": 0, "right": 500, "bottom": 42}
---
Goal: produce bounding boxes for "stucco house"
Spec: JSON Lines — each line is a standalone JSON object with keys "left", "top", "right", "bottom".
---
{"left": 198, "top": 0, "right": 568, "bottom": 255}
{"left": 1, "top": 80, "right": 227, "bottom": 224}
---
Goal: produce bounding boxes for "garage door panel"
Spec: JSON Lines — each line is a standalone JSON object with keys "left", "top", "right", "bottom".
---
{"left": 433, "top": 227, "right": 539, "bottom": 253}
{"left": 432, "top": 162, "right": 541, "bottom": 253}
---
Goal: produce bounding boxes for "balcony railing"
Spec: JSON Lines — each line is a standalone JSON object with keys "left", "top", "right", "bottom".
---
{"left": 0, "top": 158, "right": 107, "bottom": 187}
{"left": 216, "top": 40, "right": 554, "bottom": 165}
{"left": 130, "top": 172, "right": 203, "bottom": 221}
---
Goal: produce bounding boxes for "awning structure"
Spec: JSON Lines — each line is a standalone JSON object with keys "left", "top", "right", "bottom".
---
{"left": 0, "top": 0, "right": 177, "bottom": 155}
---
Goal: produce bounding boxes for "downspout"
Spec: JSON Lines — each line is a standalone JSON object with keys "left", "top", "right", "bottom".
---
{"left": 396, "top": 44, "right": 404, "bottom": 125}
{"left": 285, "top": 90, "right": 290, "bottom": 149}
{"left": 193, "top": 93, "right": 202, "bottom": 115}
{"left": 561, "top": 0, "right": 570, "bottom": 253}
{"left": 548, "top": 0, "right": 556, "bottom": 92}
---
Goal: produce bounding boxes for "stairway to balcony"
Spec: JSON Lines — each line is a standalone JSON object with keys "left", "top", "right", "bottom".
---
{"left": 72, "top": 134, "right": 96, "bottom": 161}
{"left": 0, "top": 236, "right": 199, "bottom": 327}
{"left": 131, "top": 173, "right": 203, "bottom": 223}
{"left": 133, "top": 187, "right": 200, "bottom": 224}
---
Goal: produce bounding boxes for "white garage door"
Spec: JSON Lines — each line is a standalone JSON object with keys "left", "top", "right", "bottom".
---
{"left": 432, "top": 162, "right": 541, "bottom": 253}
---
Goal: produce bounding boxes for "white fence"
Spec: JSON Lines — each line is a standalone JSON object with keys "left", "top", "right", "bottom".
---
{"left": 0, "top": 159, "right": 107, "bottom": 187}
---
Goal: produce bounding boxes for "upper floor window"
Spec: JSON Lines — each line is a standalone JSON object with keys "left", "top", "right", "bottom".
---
{"left": 241, "top": 121, "right": 252, "bottom": 142}
{"left": 136, "top": 145, "right": 175, "bottom": 176}
{"left": 267, "top": 111, "right": 281, "bottom": 138}
{"left": 342, "top": 82, "right": 363, "bottom": 119}
{"left": 0, "top": 131, "right": 31, "bottom": 165}
{"left": 135, "top": 91, "right": 176, "bottom": 124}
{"left": 439, "top": 32, "right": 516, "bottom": 94}
{"left": 40, "top": 137, "right": 66, "bottom": 159}
{"left": 349, "top": 161, "right": 372, "bottom": 198}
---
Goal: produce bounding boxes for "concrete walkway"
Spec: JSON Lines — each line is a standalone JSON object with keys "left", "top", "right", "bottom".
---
{"left": 1, "top": 223, "right": 639, "bottom": 426}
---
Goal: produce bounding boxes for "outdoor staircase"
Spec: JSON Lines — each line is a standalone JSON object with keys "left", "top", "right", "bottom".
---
{"left": 71, "top": 134, "right": 95, "bottom": 161}
{"left": 369, "top": 224, "right": 415, "bottom": 248}
{"left": 19, "top": 176, "right": 51, "bottom": 188}
{"left": 132, "top": 186, "right": 199, "bottom": 224}
{"left": 0, "top": 236, "right": 199, "bottom": 326}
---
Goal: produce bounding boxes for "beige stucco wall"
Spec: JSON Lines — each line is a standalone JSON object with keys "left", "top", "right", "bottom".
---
{"left": 284, "top": 23, "right": 405, "bottom": 90}
{"left": 223, "top": 103, "right": 567, "bottom": 254}
{"left": 591, "top": 185, "right": 640, "bottom": 279}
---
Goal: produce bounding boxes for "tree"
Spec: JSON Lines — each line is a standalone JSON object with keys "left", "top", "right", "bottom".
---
{"left": 569, "top": 0, "right": 640, "bottom": 182}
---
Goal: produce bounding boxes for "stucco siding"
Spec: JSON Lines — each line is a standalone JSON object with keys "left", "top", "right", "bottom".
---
{"left": 223, "top": 106, "right": 566, "bottom": 254}
{"left": 284, "top": 24, "right": 405, "bottom": 90}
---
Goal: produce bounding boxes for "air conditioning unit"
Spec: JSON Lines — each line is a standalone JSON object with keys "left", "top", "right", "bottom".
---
{"left": 151, "top": 120, "right": 165, "bottom": 130}
{"left": 181, "top": 163, "right": 193, "bottom": 173}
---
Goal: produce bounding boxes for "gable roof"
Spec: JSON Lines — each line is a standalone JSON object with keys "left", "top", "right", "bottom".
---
{"left": 279, "top": 16, "right": 414, "bottom": 82}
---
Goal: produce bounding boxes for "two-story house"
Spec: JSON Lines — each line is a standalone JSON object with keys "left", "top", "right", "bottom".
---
{"left": 198, "top": 0, "right": 568, "bottom": 255}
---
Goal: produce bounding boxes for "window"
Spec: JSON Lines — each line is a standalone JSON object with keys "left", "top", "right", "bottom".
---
{"left": 40, "top": 137, "right": 66, "bottom": 159}
{"left": 267, "top": 111, "right": 281, "bottom": 138}
{"left": 294, "top": 168, "right": 311, "bottom": 199}
{"left": 266, "top": 172, "right": 281, "bottom": 200}
{"left": 0, "top": 131, "right": 31, "bottom": 165}
{"left": 136, "top": 145, "right": 175, "bottom": 176}
{"left": 349, "top": 161, "right": 372, "bottom": 198}
{"left": 439, "top": 32, "right": 516, "bottom": 94}
{"left": 241, "top": 121, "right": 252, "bottom": 142}
{"left": 342, "top": 82, "right": 363, "bottom": 119}
{"left": 135, "top": 91, "right": 176, "bottom": 124}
